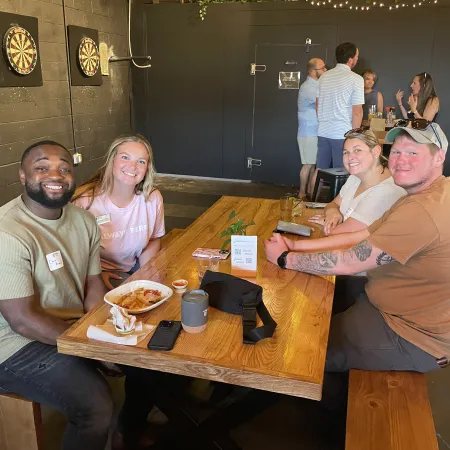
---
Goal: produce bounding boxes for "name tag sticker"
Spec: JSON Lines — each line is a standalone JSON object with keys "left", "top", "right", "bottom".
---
{"left": 46, "top": 251, "right": 64, "bottom": 272}
{"left": 96, "top": 214, "right": 111, "bottom": 225}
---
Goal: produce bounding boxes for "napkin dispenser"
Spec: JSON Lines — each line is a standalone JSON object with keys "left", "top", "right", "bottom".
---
{"left": 275, "top": 220, "right": 312, "bottom": 237}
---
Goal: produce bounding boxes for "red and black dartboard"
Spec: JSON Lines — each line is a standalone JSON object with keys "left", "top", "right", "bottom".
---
{"left": 78, "top": 37, "right": 100, "bottom": 77}
{"left": 3, "top": 26, "right": 38, "bottom": 76}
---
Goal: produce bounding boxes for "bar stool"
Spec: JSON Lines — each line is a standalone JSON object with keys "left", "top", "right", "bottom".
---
{"left": 312, "top": 168, "right": 349, "bottom": 202}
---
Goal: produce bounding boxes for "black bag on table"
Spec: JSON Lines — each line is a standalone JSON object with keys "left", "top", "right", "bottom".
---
{"left": 200, "top": 271, "right": 277, "bottom": 345}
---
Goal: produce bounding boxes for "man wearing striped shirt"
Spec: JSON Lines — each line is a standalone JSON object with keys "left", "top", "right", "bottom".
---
{"left": 316, "top": 42, "right": 364, "bottom": 170}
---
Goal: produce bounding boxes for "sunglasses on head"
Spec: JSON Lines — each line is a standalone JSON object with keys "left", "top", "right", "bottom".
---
{"left": 394, "top": 119, "right": 443, "bottom": 148}
{"left": 344, "top": 126, "right": 370, "bottom": 137}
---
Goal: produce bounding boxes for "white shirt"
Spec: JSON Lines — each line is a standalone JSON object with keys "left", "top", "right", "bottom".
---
{"left": 339, "top": 175, "right": 407, "bottom": 225}
{"left": 317, "top": 64, "right": 365, "bottom": 139}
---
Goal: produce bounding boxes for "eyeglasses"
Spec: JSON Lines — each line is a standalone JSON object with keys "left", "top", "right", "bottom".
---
{"left": 394, "top": 119, "right": 443, "bottom": 149}
{"left": 314, "top": 66, "right": 326, "bottom": 71}
{"left": 344, "top": 126, "right": 370, "bottom": 137}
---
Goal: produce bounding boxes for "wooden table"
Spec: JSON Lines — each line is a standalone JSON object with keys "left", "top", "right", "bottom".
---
{"left": 58, "top": 197, "right": 335, "bottom": 401}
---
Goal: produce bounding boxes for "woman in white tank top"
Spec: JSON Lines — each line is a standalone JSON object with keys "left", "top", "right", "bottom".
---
{"left": 284, "top": 129, "right": 406, "bottom": 254}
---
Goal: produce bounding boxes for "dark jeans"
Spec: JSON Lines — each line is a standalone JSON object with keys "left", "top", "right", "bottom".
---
{"left": 0, "top": 341, "right": 114, "bottom": 450}
{"left": 317, "top": 136, "right": 345, "bottom": 169}
{"left": 326, "top": 279, "right": 440, "bottom": 373}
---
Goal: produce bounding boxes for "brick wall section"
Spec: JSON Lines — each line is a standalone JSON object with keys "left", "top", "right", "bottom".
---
{"left": 0, "top": 0, "right": 131, "bottom": 205}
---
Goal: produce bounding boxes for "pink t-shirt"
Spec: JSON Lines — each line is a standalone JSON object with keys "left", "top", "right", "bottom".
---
{"left": 73, "top": 190, "right": 165, "bottom": 272}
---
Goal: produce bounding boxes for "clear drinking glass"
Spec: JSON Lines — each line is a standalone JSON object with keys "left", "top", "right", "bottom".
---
{"left": 368, "top": 105, "right": 377, "bottom": 121}
{"left": 280, "top": 194, "right": 302, "bottom": 220}
{"left": 196, "top": 257, "right": 220, "bottom": 282}
{"left": 280, "top": 195, "right": 294, "bottom": 221}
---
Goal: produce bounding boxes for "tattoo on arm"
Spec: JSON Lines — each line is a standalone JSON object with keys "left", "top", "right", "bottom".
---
{"left": 290, "top": 240, "right": 373, "bottom": 275}
{"left": 291, "top": 251, "right": 338, "bottom": 275}
{"left": 376, "top": 251, "right": 395, "bottom": 266}
{"left": 351, "top": 240, "right": 373, "bottom": 261}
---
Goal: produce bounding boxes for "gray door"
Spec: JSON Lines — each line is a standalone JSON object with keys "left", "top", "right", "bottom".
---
{"left": 249, "top": 43, "right": 327, "bottom": 185}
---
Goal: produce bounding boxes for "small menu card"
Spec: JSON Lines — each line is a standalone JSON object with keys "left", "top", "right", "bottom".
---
{"left": 231, "top": 235, "right": 257, "bottom": 278}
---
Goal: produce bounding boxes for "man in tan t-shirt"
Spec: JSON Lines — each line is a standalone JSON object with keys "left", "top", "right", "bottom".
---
{"left": 0, "top": 141, "right": 112, "bottom": 450}
{"left": 265, "top": 121, "right": 450, "bottom": 372}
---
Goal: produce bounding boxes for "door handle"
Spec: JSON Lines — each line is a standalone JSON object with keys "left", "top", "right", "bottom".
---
{"left": 247, "top": 157, "right": 262, "bottom": 168}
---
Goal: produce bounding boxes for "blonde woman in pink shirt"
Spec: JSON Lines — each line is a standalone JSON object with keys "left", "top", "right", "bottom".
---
{"left": 72, "top": 135, "right": 165, "bottom": 289}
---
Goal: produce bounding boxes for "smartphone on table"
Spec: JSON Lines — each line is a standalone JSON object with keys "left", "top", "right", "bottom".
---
{"left": 192, "top": 248, "right": 230, "bottom": 259}
{"left": 147, "top": 320, "right": 182, "bottom": 351}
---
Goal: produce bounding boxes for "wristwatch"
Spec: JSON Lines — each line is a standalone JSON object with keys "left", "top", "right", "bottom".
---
{"left": 277, "top": 251, "right": 289, "bottom": 269}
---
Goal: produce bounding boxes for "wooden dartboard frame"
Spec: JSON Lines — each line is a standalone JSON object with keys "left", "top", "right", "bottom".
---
{"left": 3, "top": 25, "right": 38, "bottom": 75}
{"left": 78, "top": 37, "right": 100, "bottom": 77}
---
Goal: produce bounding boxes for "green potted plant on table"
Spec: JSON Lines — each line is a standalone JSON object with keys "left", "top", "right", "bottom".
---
{"left": 220, "top": 210, "right": 255, "bottom": 250}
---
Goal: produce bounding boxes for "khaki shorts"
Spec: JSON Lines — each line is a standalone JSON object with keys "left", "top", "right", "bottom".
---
{"left": 297, "top": 136, "right": 318, "bottom": 165}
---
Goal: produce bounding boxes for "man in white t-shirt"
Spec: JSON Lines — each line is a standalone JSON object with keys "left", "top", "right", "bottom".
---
{"left": 316, "top": 42, "right": 364, "bottom": 170}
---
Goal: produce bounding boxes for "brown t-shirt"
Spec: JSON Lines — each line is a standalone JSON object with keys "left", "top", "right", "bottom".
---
{"left": 367, "top": 176, "right": 450, "bottom": 358}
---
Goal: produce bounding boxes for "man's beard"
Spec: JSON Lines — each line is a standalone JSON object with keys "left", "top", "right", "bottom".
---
{"left": 25, "top": 181, "right": 76, "bottom": 209}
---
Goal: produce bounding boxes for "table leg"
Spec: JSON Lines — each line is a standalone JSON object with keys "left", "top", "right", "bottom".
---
{"left": 149, "top": 374, "right": 278, "bottom": 450}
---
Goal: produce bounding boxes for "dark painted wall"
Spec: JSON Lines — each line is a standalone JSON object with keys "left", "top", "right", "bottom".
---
{"left": 0, "top": 0, "right": 131, "bottom": 206}
{"left": 132, "top": 3, "right": 450, "bottom": 182}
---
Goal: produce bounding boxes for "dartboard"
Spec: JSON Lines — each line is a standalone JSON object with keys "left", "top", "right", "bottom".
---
{"left": 78, "top": 37, "right": 100, "bottom": 77}
{"left": 3, "top": 26, "right": 38, "bottom": 76}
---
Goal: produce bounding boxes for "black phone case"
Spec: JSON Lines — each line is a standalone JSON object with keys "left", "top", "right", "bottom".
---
{"left": 147, "top": 320, "right": 182, "bottom": 351}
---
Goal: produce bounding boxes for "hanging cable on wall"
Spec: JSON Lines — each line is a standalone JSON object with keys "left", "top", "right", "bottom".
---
{"left": 61, "top": 0, "right": 81, "bottom": 166}
{"left": 109, "top": 0, "right": 152, "bottom": 68}
{"left": 129, "top": 0, "right": 151, "bottom": 68}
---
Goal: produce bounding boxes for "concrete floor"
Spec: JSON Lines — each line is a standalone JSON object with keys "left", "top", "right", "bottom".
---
{"left": 42, "top": 174, "right": 450, "bottom": 450}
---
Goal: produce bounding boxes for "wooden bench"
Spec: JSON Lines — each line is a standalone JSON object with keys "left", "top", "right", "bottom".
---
{"left": 346, "top": 370, "right": 438, "bottom": 450}
{"left": 0, "top": 393, "right": 43, "bottom": 450}
{"left": 160, "top": 228, "right": 184, "bottom": 248}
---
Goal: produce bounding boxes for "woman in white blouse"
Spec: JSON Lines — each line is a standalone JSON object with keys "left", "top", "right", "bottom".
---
{"left": 286, "top": 129, "right": 406, "bottom": 253}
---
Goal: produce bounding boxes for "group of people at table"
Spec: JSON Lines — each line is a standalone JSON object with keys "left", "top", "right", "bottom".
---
{"left": 297, "top": 41, "right": 440, "bottom": 199}
{"left": 0, "top": 44, "right": 448, "bottom": 450}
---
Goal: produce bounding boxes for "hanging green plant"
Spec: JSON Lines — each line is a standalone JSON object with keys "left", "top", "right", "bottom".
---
{"left": 198, "top": 0, "right": 263, "bottom": 20}
{"left": 220, "top": 210, "right": 256, "bottom": 250}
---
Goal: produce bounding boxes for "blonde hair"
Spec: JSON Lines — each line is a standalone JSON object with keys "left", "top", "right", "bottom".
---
{"left": 72, "top": 134, "right": 156, "bottom": 208}
{"left": 362, "top": 69, "right": 377, "bottom": 83}
{"left": 344, "top": 129, "right": 388, "bottom": 169}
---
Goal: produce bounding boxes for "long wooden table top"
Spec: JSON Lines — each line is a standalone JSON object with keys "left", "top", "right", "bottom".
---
{"left": 58, "top": 196, "right": 335, "bottom": 401}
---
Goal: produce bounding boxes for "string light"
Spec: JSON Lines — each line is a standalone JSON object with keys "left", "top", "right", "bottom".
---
{"left": 304, "top": 0, "right": 437, "bottom": 11}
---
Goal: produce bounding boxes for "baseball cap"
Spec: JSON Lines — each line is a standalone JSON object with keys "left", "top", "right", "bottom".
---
{"left": 386, "top": 121, "right": 448, "bottom": 153}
